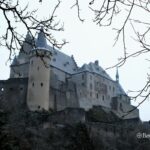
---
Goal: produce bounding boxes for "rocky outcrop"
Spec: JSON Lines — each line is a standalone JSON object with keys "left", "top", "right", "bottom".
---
{"left": 0, "top": 106, "right": 149, "bottom": 150}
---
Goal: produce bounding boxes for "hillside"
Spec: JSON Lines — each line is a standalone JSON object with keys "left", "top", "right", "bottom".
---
{"left": 0, "top": 106, "right": 150, "bottom": 150}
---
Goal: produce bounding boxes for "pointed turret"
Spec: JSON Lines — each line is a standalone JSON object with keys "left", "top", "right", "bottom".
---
{"left": 21, "top": 31, "right": 34, "bottom": 54}
{"left": 35, "top": 28, "right": 48, "bottom": 49}
{"left": 25, "top": 31, "right": 32, "bottom": 42}
{"left": 116, "top": 67, "right": 119, "bottom": 83}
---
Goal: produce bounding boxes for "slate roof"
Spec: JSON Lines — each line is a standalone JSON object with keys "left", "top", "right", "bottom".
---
{"left": 35, "top": 29, "right": 48, "bottom": 50}
{"left": 48, "top": 45, "right": 78, "bottom": 74}
{"left": 78, "top": 61, "right": 112, "bottom": 80}
{"left": 116, "top": 82, "right": 127, "bottom": 96}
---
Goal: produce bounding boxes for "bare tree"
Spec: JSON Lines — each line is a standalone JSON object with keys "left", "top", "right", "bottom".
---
{"left": 0, "top": 0, "right": 66, "bottom": 60}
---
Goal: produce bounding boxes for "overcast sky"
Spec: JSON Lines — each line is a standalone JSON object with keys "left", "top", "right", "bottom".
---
{"left": 0, "top": 0, "right": 150, "bottom": 121}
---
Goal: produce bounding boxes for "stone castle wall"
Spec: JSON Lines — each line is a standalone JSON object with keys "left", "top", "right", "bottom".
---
{"left": 0, "top": 76, "right": 79, "bottom": 112}
{"left": 0, "top": 78, "right": 28, "bottom": 111}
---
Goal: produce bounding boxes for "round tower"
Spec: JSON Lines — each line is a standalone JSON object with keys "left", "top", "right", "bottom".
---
{"left": 27, "top": 29, "right": 52, "bottom": 111}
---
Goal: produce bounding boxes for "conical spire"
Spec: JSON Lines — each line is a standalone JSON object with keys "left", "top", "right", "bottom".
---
{"left": 35, "top": 27, "right": 48, "bottom": 49}
{"left": 11, "top": 56, "right": 18, "bottom": 66}
{"left": 25, "top": 31, "right": 32, "bottom": 41}
{"left": 116, "top": 67, "right": 119, "bottom": 83}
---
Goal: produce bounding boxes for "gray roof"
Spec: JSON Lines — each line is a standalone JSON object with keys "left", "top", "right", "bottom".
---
{"left": 48, "top": 45, "right": 78, "bottom": 74}
{"left": 78, "top": 61, "right": 112, "bottom": 80}
{"left": 116, "top": 82, "right": 127, "bottom": 96}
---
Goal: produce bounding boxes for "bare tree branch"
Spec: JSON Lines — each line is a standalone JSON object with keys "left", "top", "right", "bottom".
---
{"left": 0, "top": 0, "right": 66, "bottom": 59}
{"left": 71, "top": 0, "right": 84, "bottom": 22}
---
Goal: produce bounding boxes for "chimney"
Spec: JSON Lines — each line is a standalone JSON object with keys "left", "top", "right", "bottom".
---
{"left": 95, "top": 60, "right": 99, "bottom": 66}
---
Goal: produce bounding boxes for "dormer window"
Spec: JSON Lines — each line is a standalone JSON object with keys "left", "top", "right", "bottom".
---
{"left": 96, "top": 67, "right": 99, "bottom": 71}
{"left": 53, "top": 58, "right": 56, "bottom": 62}
{"left": 64, "top": 61, "right": 70, "bottom": 66}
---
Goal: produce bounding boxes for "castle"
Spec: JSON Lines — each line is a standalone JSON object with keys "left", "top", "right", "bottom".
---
{"left": 0, "top": 29, "right": 139, "bottom": 119}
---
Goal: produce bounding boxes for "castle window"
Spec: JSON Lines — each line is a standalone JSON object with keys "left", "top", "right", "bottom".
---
{"left": 96, "top": 93, "right": 99, "bottom": 99}
{"left": 102, "top": 95, "right": 105, "bottom": 101}
{"left": 32, "top": 82, "right": 34, "bottom": 87}
{"left": 20, "top": 87, "right": 23, "bottom": 91}
{"left": 54, "top": 51, "right": 57, "bottom": 55}
{"left": 31, "top": 60, "right": 33, "bottom": 65}
{"left": 1, "top": 88, "right": 4, "bottom": 92}
{"left": 96, "top": 67, "right": 99, "bottom": 71}
{"left": 41, "top": 82, "right": 43, "bottom": 87}
{"left": 53, "top": 58, "right": 56, "bottom": 62}
{"left": 64, "top": 61, "right": 70, "bottom": 66}
{"left": 81, "top": 82, "right": 85, "bottom": 86}
{"left": 37, "top": 66, "right": 39, "bottom": 70}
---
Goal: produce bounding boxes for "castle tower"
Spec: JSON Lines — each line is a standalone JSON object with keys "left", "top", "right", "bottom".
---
{"left": 27, "top": 29, "right": 52, "bottom": 111}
